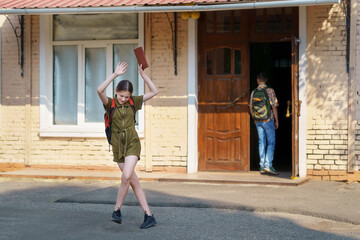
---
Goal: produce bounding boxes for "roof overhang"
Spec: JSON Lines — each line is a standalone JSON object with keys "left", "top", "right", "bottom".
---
{"left": 0, "top": 0, "right": 341, "bottom": 15}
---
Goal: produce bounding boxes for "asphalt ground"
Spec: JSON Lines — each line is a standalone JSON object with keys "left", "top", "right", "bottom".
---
{"left": 0, "top": 179, "right": 359, "bottom": 240}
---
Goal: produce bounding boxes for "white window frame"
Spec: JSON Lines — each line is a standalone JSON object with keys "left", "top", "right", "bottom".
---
{"left": 39, "top": 14, "right": 145, "bottom": 138}
{"left": 0, "top": 22, "right": 2, "bottom": 129}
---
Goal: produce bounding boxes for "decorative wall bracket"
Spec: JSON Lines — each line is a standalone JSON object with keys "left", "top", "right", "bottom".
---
{"left": 6, "top": 15, "right": 24, "bottom": 77}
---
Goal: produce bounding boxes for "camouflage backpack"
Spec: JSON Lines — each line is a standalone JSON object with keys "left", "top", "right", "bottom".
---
{"left": 252, "top": 88, "right": 272, "bottom": 120}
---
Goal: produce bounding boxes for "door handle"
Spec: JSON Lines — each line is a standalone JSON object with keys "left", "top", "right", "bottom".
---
{"left": 228, "top": 92, "right": 246, "bottom": 108}
{"left": 297, "top": 100, "right": 302, "bottom": 117}
{"left": 286, "top": 100, "right": 291, "bottom": 118}
{"left": 286, "top": 100, "right": 302, "bottom": 118}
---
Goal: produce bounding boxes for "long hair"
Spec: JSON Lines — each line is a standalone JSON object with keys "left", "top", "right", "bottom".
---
{"left": 115, "top": 80, "right": 133, "bottom": 94}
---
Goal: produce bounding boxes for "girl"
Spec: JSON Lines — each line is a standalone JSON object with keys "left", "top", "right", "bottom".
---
{"left": 97, "top": 61, "right": 158, "bottom": 229}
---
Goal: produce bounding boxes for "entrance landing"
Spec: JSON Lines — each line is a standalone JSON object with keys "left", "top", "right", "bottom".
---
{"left": 0, "top": 168, "right": 308, "bottom": 186}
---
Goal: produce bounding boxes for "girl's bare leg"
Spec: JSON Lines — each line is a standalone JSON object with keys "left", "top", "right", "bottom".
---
{"left": 129, "top": 171, "right": 151, "bottom": 215}
{"left": 114, "top": 156, "right": 151, "bottom": 215}
{"left": 114, "top": 156, "right": 137, "bottom": 210}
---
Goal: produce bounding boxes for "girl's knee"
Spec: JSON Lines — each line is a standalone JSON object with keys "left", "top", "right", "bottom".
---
{"left": 121, "top": 173, "right": 132, "bottom": 183}
{"left": 130, "top": 175, "right": 140, "bottom": 188}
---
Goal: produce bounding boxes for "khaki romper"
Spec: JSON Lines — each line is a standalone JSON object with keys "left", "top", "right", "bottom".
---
{"left": 104, "top": 95, "right": 143, "bottom": 163}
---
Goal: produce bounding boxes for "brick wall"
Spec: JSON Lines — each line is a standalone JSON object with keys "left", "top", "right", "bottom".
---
{"left": 306, "top": 4, "right": 350, "bottom": 176}
{"left": 355, "top": 124, "right": 360, "bottom": 171}
{"left": 148, "top": 13, "right": 188, "bottom": 168}
{"left": 1, "top": 15, "right": 27, "bottom": 164}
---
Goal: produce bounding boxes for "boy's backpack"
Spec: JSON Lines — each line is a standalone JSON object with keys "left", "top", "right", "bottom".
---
{"left": 104, "top": 97, "right": 136, "bottom": 145}
{"left": 252, "top": 88, "right": 272, "bottom": 120}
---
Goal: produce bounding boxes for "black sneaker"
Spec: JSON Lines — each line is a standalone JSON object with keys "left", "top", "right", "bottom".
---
{"left": 259, "top": 167, "right": 265, "bottom": 174}
{"left": 140, "top": 214, "right": 156, "bottom": 229}
{"left": 264, "top": 167, "right": 279, "bottom": 175}
{"left": 112, "top": 209, "right": 122, "bottom": 224}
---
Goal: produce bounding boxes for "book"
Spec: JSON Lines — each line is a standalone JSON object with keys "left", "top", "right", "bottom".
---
{"left": 134, "top": 46, "right": 149, "bottom": 70}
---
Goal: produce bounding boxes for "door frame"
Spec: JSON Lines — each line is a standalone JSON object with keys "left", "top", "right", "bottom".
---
{"left": 187, "top": 7, "right": 307, "bottom": 176}
{"left": 298, "top": 6, "right": 307, "bottom": 177}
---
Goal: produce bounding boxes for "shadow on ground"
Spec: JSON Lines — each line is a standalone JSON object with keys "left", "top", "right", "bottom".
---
{"left": 0, "top": 181, "right": 359, "bottom": 240}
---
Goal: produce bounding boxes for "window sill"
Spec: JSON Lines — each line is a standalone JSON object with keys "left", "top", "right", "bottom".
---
{"left": 39, "top": 126, "right": 144, "bottom": 138}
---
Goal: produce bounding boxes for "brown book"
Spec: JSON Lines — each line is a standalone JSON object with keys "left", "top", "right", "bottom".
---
{"left": 134, "top": 46, "right": 149, "bottom": 70}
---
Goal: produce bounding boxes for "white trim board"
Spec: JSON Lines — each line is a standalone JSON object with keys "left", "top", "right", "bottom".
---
{"left": 187, "top": 18, "right": 198, "bottom": 173}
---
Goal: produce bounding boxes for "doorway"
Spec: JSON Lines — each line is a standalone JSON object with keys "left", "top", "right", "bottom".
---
{"left": 250, "top": 42, "right": 292, "bottom": 172}
{"left": 197, "top": 8, "right": 298, "bottom": 172}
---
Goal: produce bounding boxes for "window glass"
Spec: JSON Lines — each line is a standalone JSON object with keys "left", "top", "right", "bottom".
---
{"left": 206, "top": 49, "right": 215, "bottom": 75}
{"left": 85, "top": 48, "right": 106, "bottom": 123}
{"left": 113, "top": 44, "right": 139, "bottom": 124}
{"left": 206, "top": 12, "right": 213, "bottom": 33}
{"left": 216, "top": 48, "right": 231, "bottom": 75}
{"left": 256, "top": 9, "right": 264, "bottom": 32}
{"left": 53, "top": 45, "right": 78, "bottom": 125}
{"left": 216, "top": 11, "right": 231, "bottom": 33}
{"left": 53, "top": 13, "right": 138, "bottom": 41}
{"left": 267, "top": 8, "right": 282, "bottom": 32}
{"left": 234, "top": 50, "right": 241, "bottom": 75}
{"left": 113, "top": 44, "right": 139, "bottom": 96}
{"left": 234, "top": 11, "right": 241, "bottom": 33}
{"left": 284, "top": 8, "right": 293, "bottom": 32}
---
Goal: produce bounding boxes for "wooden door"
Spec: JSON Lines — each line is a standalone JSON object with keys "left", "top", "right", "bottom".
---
{"left": 198, "top": 42, "right": 250, "bottom": 171}
{"left": 291, "top": 36, "right": 300, "bottom": 178}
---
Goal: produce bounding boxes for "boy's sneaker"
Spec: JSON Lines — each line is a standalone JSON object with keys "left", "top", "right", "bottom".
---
{"left": 140, "top": 214, "right": 156, "bottom": 229}
{"left": 112, "top": 209, "right": 122, "bottom": 224}
{"left": 259, "top": 167, "right": 265, "bottom": 174}
{"left": 264, "top": 167, "right": 279, "bottom": 175}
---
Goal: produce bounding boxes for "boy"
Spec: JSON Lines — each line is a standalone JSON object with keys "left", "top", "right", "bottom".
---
{"left": 249, "top": 72, "right": 279, "bottom": 175}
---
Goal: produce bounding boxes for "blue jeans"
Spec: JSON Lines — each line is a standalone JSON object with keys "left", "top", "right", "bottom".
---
{"left": 255, "top": 120, "right": 276, "bottom": 168}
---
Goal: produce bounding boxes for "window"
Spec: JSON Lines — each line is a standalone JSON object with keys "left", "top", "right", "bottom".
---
{"left": 255, "top": 8, "right": 295, "bottom": 33}
{"left": 206, "top": 48, "right": 241, "bottom": 76}
{"left": 216, "top": 48, "right": 231, "bottom": 75}
{"left": 206, "top": 11, "right": 242, "bottom": 34}
{"left": 40, "top": 14, "right": 144, "bottom": 137}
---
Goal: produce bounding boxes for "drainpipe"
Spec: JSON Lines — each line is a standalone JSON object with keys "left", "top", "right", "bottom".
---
{"left": 348, "top": 0, "right": 356, "bottom": 173}
{"left": 0, "top": 0, "right": 341, "bottom": 15}
{"left": 25, "top": 15, "right": 32, "bottom": 167}
{"left": 174, "top": 12, "right": 178, "bottom": 76}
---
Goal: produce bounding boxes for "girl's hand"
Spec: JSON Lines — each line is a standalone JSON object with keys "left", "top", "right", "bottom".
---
{"left": 138, "top": 64, "right": 145, "bottom": 76}
{"left": 114, "top": 61, "right": 128, "bottom": 76}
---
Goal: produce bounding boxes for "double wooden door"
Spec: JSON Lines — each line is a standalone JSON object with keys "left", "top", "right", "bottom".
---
{"left": 198, "top": 42, "right": 250, "bottom": 171}
{"left": 198, "top": 9, "right": 299, "bottom": 173}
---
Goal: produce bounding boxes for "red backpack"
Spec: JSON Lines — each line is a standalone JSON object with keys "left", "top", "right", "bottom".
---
{"left": 104, "top": 97, "right": 136, "bottom": 145}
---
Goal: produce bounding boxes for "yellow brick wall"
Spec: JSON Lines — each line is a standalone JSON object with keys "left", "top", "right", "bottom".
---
{"left": 306, "top": 5, "right": 349, "bottom": 171}
{"left": 148, "top": 13, "right": 188, "bottom": 167}
{"left": 1, "top": 15, "right": 26, "bottom": 164}
{"left": 0, "top": 14, "right": 188, "bottom": 170}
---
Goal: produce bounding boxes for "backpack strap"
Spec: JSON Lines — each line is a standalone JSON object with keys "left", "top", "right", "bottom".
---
{"left": 109, "top": 98, "right": 116, "bottom": 124}
{"left": 128, "top": 97, "right": 136, "bottom": 123}
{"left": 263, "top": 87, "right": 272, "bottom": 107}
{"left": 104, "top": 98, "right": 116, "bottom": 146}
{"left": 253, "top": 87, "right": 271, "bottom": 105}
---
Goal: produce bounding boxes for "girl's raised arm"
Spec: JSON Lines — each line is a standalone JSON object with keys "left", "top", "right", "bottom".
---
{"left": 139, "top": 65, "right": 158, "bottom": 102}
{"left": 97, "top": 61, "right": 128, "bottom": 105}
